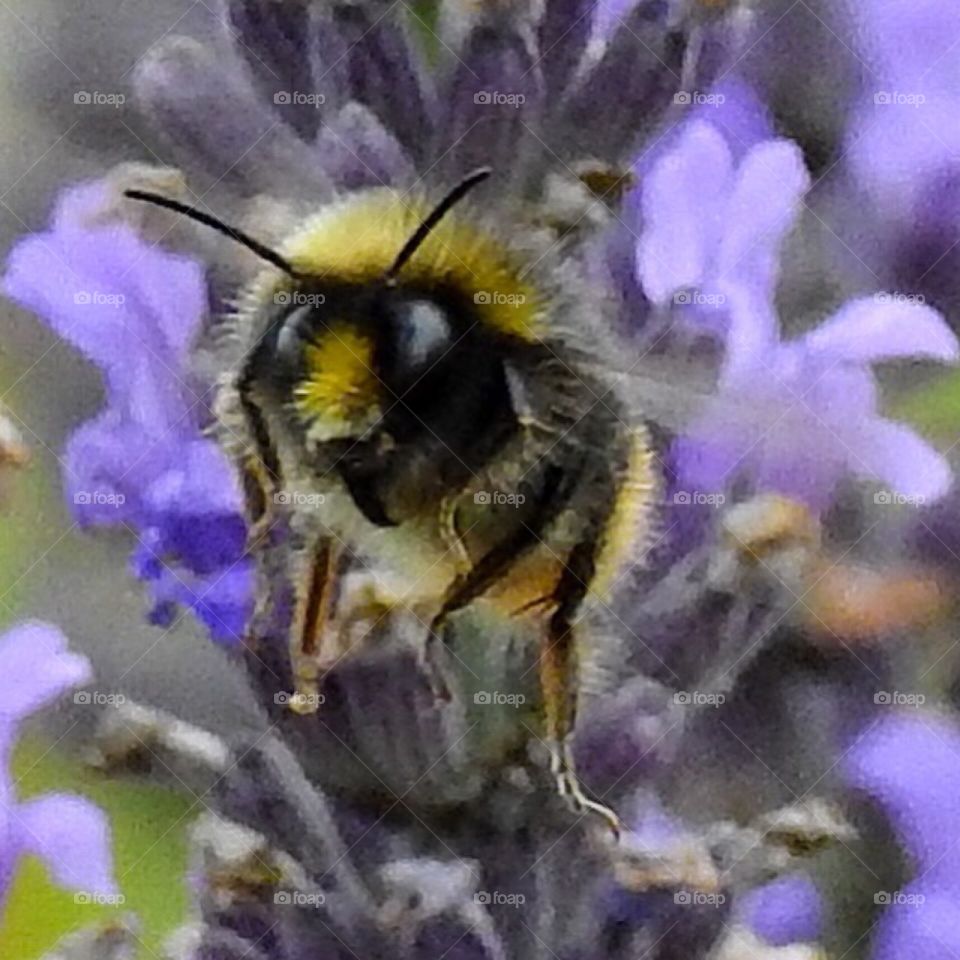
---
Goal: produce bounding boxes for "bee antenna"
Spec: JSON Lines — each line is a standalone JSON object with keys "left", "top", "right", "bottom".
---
{"left": 385, "top": 167, "right": 493, "bottom": 283}
{"left": 123, "top": 190, "right": 301, "bottom": 278}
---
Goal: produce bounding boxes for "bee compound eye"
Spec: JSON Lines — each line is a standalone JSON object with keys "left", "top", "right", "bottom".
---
{"left": 274, "top": 304, "right": 315, "bottom": 366}
{"left": 392, "top": 299, "right": 452, "bottom": 371}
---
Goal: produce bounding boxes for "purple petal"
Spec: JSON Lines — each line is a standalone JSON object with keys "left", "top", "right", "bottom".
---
{"left": 4, "top": 216, "right": 206, "bottom": 417}
{"left": 854, "top": 417, "right": 953, "bottom": 502}
{"left": 539, "top": 0, "right": 596, "bottom": 95}
{"left": 0, "top": 623, "right": 91, "bottom": 722}
{"left": 677, "top": 337, "right": 864, "bottom": 511}
{"left": 188, "top": 563, "right": 256, "bottom": 645}
{"left": 590, "top": 0, "right": 642, "bottom": 46}
{"left": 802, "top": 296, "right": 959, "bottom": 364}
{"left": 783, "top": 354, "right": 879, "bottom": 422}
{"left": 847, "top": 100, "right": 960, "bottom": 214}
{"left": 146, "top": 562, "right": 254, "bottom": 647}
{"left": 851, "top": 0, "right": 960, "bottom": 83}
{"left": 739, "top": 873, "right": 823, "bottom": 947}
{"left": 15, "top": 793, "right": 117, "bottom": 895}
{"left": 561, "top": 1, "right": 681, "bottom": 160}
{"left": 315, "top": 103, "right": 414, "bottom": 189}
{"left": 143, "top": 438, "right": 244, "bottom": 522}
{"left": 718, "top": 284, "right": 779, "bottom": 381}
{"left": 699, "top": 75, "right": 774, "bottom": 159}
{"left": 226, "top": 0, "right": 321, "bottom": 141}
{"left": 134, "top": 36, "right": 333, "bottom": 201}
{"left": 438, "top": 18, "right": 543, "bottom": 180}
{"left": 63, "top": 411, "right": 173, "bottom": 526}
{"left": 843, "top": 712, "right": 960, "bottom": 880}
{"left": 872, "top": 886, "right": 960, "bottom": 960}
{"left": 749, "top": 439, "right": 848, "bottom": 513}
{"left": 638, "top": 121, "right": 733, "bottom": 304}
{"left": 671, "top": 429, "right": 744, "bottom": 496}
{"left": 716, "top": 139, "right": 810, "bottom": 299}
{"left": 328, "top": 2, "right": 433, "bottom": 166}
{"left": 141, "top": 440, "right": 247, "bottom": 575}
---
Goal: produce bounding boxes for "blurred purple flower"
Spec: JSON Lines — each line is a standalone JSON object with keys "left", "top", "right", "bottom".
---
{"left": 738, "top": 872, "right": 823, "bottom": 947}
{"left": 845, "top": 0, "right": 960, "bottom": 217}
{"left": 636, "top": 117, "right": 809, "bottom": 334}
{"left": 0, "top": 622, "right": 116, "bottom": 907}
{"left": 673, "top": 294, "right": 958, "bottom": 511}
{"left": 842, "top": 0, "right": 960, "bottom": 309}
{"left": 845, "top": 711, "right": 960, "bottom": 884}
{"left": 607, "top": 75, "right": 774, "bottom": 338}
{"left": 2, "top": 180, "right": 253, "bottom": 644}
{"left": 844, "top": 712, "right": 960, "bottom": 959}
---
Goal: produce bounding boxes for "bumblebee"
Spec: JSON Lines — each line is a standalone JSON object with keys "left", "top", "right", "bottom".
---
{"left": 126, "top": 170, "right": 657, "bottom": 835}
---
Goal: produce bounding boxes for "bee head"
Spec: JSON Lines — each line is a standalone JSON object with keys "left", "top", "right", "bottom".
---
{"left": 125, "top": 170, "right": 542, "bottom": 527}
{"left": 253, "top": 275, "right": 519, "bottom": 526}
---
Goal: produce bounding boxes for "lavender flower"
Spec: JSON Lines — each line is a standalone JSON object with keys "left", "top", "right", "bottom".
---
{"left": 672, "top": 293, "right": 958, "bottom": 510}
{"left": 3, "top": 180, "right": 253, "bottom": 643}
{"left": 0, "top": 622, "right": 116, "bottom": 907}
{"left": 844, "top": 713, "right": 960, "bottom": 959}
{"left": 633, "top": 74, "right": 959, "bottom": 511}
{"left": 636, "top": 111, "right": 808, "bottom": 331}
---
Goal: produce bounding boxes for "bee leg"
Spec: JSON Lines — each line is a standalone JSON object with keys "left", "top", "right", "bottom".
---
{"left": 430, "top": 465, "right": 569, "bottom": 633}
{"left": 420, "top": 497, "right": 471, "bottom": 704}
{"left": 241, "top": 457, "right": 277, "bottom": 551}
{"left": 417, "top": 612, "right": 454, "bottom": 705}
{"left": 541, "top": 540, "right": 623, "bottom": 840}
{"left": 236, "top": 364, "right": 283, "bottom": 549}
{"left": 425, "top": 467, "right": 569, "bottom": 703}
{"left": 439, "top": 495, "right": 471, "bottom": 574}
{"left": 288, "top": 537, "right": 340, "bottom": 715}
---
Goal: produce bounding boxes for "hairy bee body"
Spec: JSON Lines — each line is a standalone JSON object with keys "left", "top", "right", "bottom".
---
{"left": 212, "top": 179, "right": 658, "bottom": 832}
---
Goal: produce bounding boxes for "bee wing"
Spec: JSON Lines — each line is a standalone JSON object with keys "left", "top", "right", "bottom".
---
{"left": 600, "top": 354, "right": 827, "bottom": 450}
